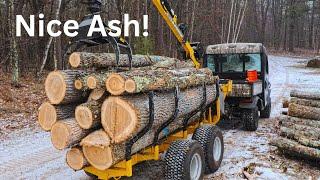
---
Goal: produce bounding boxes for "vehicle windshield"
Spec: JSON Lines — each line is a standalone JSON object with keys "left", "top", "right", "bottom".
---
{"left": 207, "top": 53, "right": 261, "bottom": 73}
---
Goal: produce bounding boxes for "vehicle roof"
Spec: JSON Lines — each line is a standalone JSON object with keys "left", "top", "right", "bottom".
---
{"left": 206, "top": 43, "right": 265, "bottom": 54}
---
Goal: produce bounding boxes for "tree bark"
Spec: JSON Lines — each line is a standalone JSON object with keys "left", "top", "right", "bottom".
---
{"left": 75, "top": 100, "right": 102, "bottom": 129}
{"left": 45, "top": 70, "right": 88, "bottom": 105}
{"left": 66, "top": 147, "right": 89, "bottom": 171}
{"left": 280, "top": 127, "right": 320, "bottom": 149}
{"left": 290, "top": 97, "right": 320, "bottom": 108}
{"left": 290, "top": 90, "right": 320, "bottom": 101}
{"left": 271, "top": 137, "right": 320, "bottom": 159}
{"left": 106, "top": 68, "right": 218, "bottom": 96}
{"left": 69, "top": 53, "right": 189, "bottom": 69}
{"left": 280, "top": 123, "right": 320, "bottom": 139}
{"left": 38, "top": 102, "right": 75, "bottom": 131}
{"left": 51, "top": 118, "right": 92, "bottom": 150}
{"left": 279, "top": 116, "right": 320, "bottom": 129}
{"left": 288, "top": 103, "right": 320, "bottom": 120}
{"left": 101, "top": 84, "right": 217, "bottom": 143}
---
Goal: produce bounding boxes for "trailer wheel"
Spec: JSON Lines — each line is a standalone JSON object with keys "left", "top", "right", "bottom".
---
{"left": 192, "top": 125, "right": 224, "bottom": 174}
{"left": 242, "top": 107, "right": 259, "bottom": 131}
{"left": 260, "top": 103, "right": 271, "bottom": 118}
{"left": 165, "top": 140, "right": 205, "bottom": 180}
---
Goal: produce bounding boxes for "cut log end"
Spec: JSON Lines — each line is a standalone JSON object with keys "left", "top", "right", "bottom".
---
{"left": 38, "top": 102, "right": 57, "bottom": 131}
{"left": 88, "top": 89, "right": 106, "bottom": 101}
{"left": 83, "top": 145, "right": 113, "bottom": 170}
{"left": 74, "top": 80, "right": 83, "bottom": 90}
{"left": 80, "top": 130, "right": 111, "bottom": 148}
{"left": 45, "top": 71, "right": 67, "bottom": 105}
{"left": 125, "top": 79, "right": 136, "bottom": 93}
{"left": 106, "top": 74, "right": 125, "bottom": 96}
{"left": 66, "top": 147, "right": 88, "bottom": 171}
{"left": 87, "top": 76, "right": 98, "bottom": 89}
{"left": 101, "top": 97, "right": 138, "bottom": 143}
{"left": 69, "top": 53, "right": 81, "bottom": 68}
{"left": 75, "top": 106, "right": 93, "bottom": 129}
{"left": 51, "top": 121, "right": 71, "bottom": 150}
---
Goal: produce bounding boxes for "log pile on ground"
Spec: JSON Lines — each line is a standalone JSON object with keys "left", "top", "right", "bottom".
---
{"left": 38, "top": 52, "right": 219, "bottom": 171}
{"left": 271, "top": 90, "right": 320, "bottom": 161}
{"left": 306, "top": 56, "right": 320, "bottom": 68}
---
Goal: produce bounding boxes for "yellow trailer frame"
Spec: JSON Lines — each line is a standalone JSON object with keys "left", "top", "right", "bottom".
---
{"left": 83, "top": 82, "right": 232, "bottom": 180}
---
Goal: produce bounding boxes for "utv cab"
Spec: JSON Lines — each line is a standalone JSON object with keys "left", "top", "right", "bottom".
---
{"left": 204, "top": 43, "right": 271, "bottom": 131}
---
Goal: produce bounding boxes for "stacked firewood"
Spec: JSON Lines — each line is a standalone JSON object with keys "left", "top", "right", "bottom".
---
{"left": 38, "top": 52, "right": 219, "bottom": 171}
{"left": 272, "top": 90, "right": 320, "bottom": 161}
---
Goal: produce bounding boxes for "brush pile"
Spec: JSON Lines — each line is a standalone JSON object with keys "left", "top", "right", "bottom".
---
{"left": 272, "top": 90, "right": 320, "bottom": 161}
{"left": 38, "top": 52, "right": 219, "bottom": 171}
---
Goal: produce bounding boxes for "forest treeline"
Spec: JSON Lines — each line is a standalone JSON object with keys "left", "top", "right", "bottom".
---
{"left": 0, "top": 0, "right": 319, "bottom": 83}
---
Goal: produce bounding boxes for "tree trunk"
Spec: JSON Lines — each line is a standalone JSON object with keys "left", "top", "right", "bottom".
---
{"left": 280, "top": 127, "right": 320, "bottom": 149}
{"left": 290, "top": 90, "right": 320, "bottom": 100}
{"left": 66, "top": 147, "right": 89, "bottom": 171}
{"left": 106, "top": 68, "right": 217, "bottom": 96}
{"left": 290, "top": 97, "right": 320, "bottom": 108}
{"left": 38, "top": 0, "right": 62, "bottom": 76}
{"left": 280, "top": 123, "right": 320, "bottom": 139}
{"left": 51, "top": 118, "right": 92, "bottom": 150}
{"left": 75, "top": 101, "right": 102, "bottom": 129}
{"left": 288, "top": 103, "right": 320, "bottom": 120}
{"left": 38, "top": 102, "right": 75, "bottom": 131}
{"left": 101, "top": 84, "right": 217, "bottom": 143}
{"left": 279, "top": 116, "right": 320, "bottom": 129}
{"left": 45, "top": 70, "right": 88, "bottom": 105}
{"left": 88, "top": 89, "right": 108, "bottom": 102}
{"left": 271, "top": 137, "right": 320, "bottom": 159}
{"left": 69, "top": 53, "right": 186, "bottom": 69}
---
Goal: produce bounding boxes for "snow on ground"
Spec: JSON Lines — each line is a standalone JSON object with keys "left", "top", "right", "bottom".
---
{"left": 0, "top": 56, "right": 319, "bottom": 179}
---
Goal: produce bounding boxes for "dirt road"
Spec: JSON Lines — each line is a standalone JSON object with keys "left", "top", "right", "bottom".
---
{"left": 0, "top": 56, "right": 319, "bottom": 179}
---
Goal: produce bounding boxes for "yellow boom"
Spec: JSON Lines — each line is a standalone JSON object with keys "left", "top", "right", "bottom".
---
{"left": 151, "top": 0, "right": 201, "bottom": 69}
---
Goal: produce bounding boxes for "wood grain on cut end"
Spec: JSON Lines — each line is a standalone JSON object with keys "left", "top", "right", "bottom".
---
{"left": 125, "top": 79, "right": 136, "bottom": 93}
{"left": 51, "top": 121, "right": 71, "bottom": 150}
{"left": 82, "top": 145, "right": 113, "bottom": 170}
{"left": 80, "top": 130, "right": 110, "bottom": 148}
{"left": 101, "top": 97, "right": 138, "bottom": 143}
{"left": 69, "top": 53, "right": 81, "bottom": 68}
{"left": 75, "top": 106, "right": 93, "bottom": 129}
{"left": 87, "top": 76, "right": 98, "bottom": 89}
{"left": 105, "top": 74, "right": 126, "bottom": 95}
{"left": 66, "top": 147, "right": 89, "bottom": 171}
{"left": 74, "top": 80, "right": 83, "bottom": 90}
{"left": 45, "top": 71, "right": 67, "bottom": 105}
{"left": 38, "top": 102, "right": 57, "bottom": 131}
{"left": 88, "top": 89, "right": 106, "bottom": 101}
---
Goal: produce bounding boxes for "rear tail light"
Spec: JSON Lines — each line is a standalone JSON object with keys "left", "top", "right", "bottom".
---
{"left": 247, "top": 70, "right": 258, "bottom": 83}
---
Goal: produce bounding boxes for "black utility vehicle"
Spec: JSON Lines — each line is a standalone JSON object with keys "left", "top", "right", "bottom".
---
{"left": 204, "top": 43, "right": 271, "bottom": 131}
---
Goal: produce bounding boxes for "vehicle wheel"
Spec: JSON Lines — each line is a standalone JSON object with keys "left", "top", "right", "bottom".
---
{"left": 84, "top": 171, "right": 98, "bottom": 179}
{"left": 260, "top": 103, "right": 271, "bottom": 118}
{"left": 242, "top": 107, "right": 259, "bottom": 131}
{"left": 192, "top": 125, "right": 224, "bottom": 174}
{"left": 165, "top": 140, "right": 205, "bottom": 180}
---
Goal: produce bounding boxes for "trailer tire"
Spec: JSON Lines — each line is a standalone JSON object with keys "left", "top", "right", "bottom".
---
{"left": 260, "top": 103, "right": 271, "bottom": 118}
{"left": 165, "top": 140, "right": 205, "bottom": 180}
{"left": 242, "top": 107, "right": 259, "bottom": 131}
{"left": 192, "top": 125, "right": 224, "bottom": 174}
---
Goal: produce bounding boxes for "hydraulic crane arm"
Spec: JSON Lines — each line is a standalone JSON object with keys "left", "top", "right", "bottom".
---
{"left": 151, "top": 0, "right": 201, "bottom": 69}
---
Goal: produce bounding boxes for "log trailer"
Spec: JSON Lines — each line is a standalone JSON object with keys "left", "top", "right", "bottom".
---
{"left": 69, "top": 0, "right": 232, "bottom": 179}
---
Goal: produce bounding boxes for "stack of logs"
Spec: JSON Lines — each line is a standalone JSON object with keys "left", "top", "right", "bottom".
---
{"left": 272, "top": 90, "right": 320, "bottom": 161}
{"left": 38, "top": 52, "right": 219, "bottom": 171}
